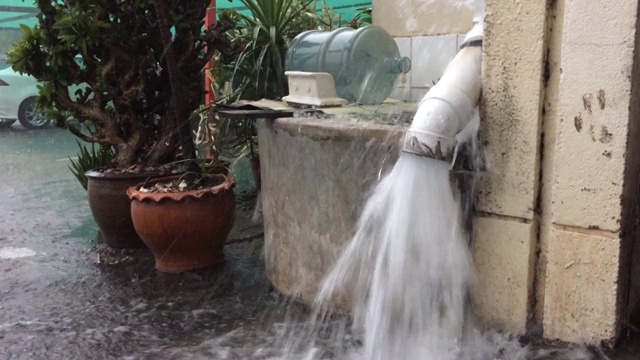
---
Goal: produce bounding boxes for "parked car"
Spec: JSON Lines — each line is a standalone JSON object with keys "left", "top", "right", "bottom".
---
{"left": 0, "top": 57, "right": 50, "bottom": 129}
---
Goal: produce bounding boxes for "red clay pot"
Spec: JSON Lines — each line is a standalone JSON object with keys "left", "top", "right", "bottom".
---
{"left": 127, "top": 174, "right": 236, "bottom": 273}
{"left": 86, "top": 170, "right": 163, "bottom": 249}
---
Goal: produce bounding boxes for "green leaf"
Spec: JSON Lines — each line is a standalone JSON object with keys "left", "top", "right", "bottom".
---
{"left": 19, "top": 23, "right": 32, "bottom": 35}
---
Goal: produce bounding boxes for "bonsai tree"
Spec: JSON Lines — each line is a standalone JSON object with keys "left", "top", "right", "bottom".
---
{"left": 8, "top": 0, "right": 238, "bottom": 170}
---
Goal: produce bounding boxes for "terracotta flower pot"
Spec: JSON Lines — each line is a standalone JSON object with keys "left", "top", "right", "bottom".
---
{"left": 127, "top": 174, "right": 236, "bottom": 273}
{"left": 86, "top": 170, "right": 163, "bottom": 249}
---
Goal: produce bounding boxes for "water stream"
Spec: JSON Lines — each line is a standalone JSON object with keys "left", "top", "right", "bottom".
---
{"left": 298, "top": 153, "right": 473, "bottom": 359}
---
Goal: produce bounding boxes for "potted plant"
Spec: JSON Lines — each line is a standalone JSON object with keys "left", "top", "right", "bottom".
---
{"left": 8, "top": 0, "right": 238, "bottom": 248}
{"left": 126, "top": 111, "right": 239, "bottom": 272}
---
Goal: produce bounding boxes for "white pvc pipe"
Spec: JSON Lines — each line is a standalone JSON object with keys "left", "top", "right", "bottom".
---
{"left": 402, "top": 18, "right": 484, "bottom": 162}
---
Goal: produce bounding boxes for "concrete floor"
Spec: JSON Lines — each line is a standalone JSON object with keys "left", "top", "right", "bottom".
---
{"left": 0, "top": 125, "right": 281, "bottom": 359}
{"left": 0, "top": 124, "right": 638, "bottom": 359}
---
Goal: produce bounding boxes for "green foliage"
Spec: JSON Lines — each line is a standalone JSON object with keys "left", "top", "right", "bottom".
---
{"left": 212, "top": 0, "right": 313, "bottom": 102}
{"left": 350, "top": 7, "right": 373, "bottom": 28}
{"left": 68, "top": 141, "right": 115, "bottom": 190}
{"left": 7, "top": 0, "right": 235, "bottom": 168}
{"left": 209, "top": 0, "right": 370, "bottom": 166}
{"left": 193, "top": 106, "right": 255, "bottom": 170}
{"left": 217, "top": 111, "right": 259, "bottom": 165}
{"left": 212, "top": 0, "right": 370, "bottom": 104}
{"left": 311, "top": 0, "right": 345, "bottom": 31}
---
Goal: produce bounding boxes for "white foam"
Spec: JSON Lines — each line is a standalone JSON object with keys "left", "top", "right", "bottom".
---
{"left": 0, "top": 247, "right": 36, "bottom": 259}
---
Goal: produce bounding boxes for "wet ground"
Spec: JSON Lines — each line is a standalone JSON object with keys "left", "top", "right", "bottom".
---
{"left": 0, "top": 125, "right": 287, "bottom": 359}
{"left": 1, "top": 124, "right": 638, "bottom": 359}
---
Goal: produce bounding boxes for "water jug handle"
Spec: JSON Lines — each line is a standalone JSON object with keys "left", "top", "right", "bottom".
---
{"left": 384, "top": 57, "right": 411, "bottom": 74}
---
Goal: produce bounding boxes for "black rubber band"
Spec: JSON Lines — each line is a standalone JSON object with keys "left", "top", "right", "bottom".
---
{"left": 459, "top": 39, "right": 483, "bottom": 49}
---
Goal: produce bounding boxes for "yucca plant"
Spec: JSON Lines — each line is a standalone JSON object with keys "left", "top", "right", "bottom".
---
{"left": 69, "top": 141, "right": 115, "bottom": 190}
{"left": 218, "top": 0, "right": 315, "bottom": 101}
{"left": 349, "top": 7, "right": 373, "bottom": 29}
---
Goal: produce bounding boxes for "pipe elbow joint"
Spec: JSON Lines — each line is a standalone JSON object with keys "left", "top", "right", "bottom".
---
{"left": 402, "top": 16, "right": 484, "bottom": 163}
{"left": 460, "top": 16, "right": 484, "bottom": 49}
{"left": 402, "top": 97, "right": 461, "bottom": 162}
{"left": 402, "top": 85, "right": 476, "bottom": 162}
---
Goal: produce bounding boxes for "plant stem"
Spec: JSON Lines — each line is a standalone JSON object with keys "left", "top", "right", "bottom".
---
{"left": 153, "top": 0, "right": 200, "bottom": 176}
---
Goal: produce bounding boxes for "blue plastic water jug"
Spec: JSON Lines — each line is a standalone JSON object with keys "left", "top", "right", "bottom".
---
{"left": 285, "top": 25, "right": 411, "bottom": 105}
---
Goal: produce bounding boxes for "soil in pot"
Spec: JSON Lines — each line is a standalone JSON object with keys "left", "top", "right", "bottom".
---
{"left": 127, "top": 174, "right": 236, "bottom": 273}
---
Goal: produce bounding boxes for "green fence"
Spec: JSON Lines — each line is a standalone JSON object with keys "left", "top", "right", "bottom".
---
{"left": 0, "top": 1, "right": 372, "bottom": 29}
{"left": 0, "top": 1, "right": 372, "bottom": 55}
{"left": 0, "top": 1, "right": 37, "bottom": 54}
{"left": 218, "top": 0, "right": 371, "bottom": 23}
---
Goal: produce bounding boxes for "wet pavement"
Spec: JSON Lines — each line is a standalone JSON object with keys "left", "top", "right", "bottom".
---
{"left": 1, "top": 124, "right": 638, "bottom": 359}
{"left": 0, "top": 125, "right": 284, "bottom": 359}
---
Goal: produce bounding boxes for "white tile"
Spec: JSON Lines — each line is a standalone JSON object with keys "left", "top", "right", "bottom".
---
{"left": 410, "top": 88, "right": 429, "bottom": 102}
{"left": 394, "top": 37, "right": 412, "bottom": 88}
{"left": 394, "top": 37, "right": 411, "bottom": 58}
{"left": 394, "top": 71, "right": 411, "bottom": 88}
{"left": 410, "top": 35, "right": 458, "bottom": 88}
{"left": 457, "top": 34, "right": 465, "bottom": 48}
{"left": 389, "top": 86, "right": 411, "bottom": 101}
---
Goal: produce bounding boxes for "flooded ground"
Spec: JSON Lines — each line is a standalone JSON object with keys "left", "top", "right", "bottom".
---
{"left": 0, "top": 125, "right": 284, "bottom": 359}
{"left": 0, "top": 124, "right": 638, "bottom": 359}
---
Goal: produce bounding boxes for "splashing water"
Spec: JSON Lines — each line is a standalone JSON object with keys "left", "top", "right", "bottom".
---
{"left": 312, "top": 154, "right": 472, "bottom": 359}
{"left": 261, "top": 110, "right": 601, "bottom": 360}
{"left": 275, "top": 116, "right": 479, "bottom": 359}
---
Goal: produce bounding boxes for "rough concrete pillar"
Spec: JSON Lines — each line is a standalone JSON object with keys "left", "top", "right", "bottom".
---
{"left": 483, "top": 0, "right": 640, "bottom": 344}
{"left": 475, "top": 0, "right": 548, "bottom": 334}
{"left": 539, "top": 0, "right": 640, "bottom": 345}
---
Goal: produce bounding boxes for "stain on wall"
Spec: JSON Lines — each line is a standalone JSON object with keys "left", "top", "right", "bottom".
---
{"left": 597, "top": 89, "right": 606, "bottom": 110}
{"left": 574, "top": 113, "right": 583, "bottom": 132}
{"left": 583, "top": 93, "right": 594, "bottom": 115}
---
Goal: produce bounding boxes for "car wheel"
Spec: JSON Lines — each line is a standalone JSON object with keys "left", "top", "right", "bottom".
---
{"left": 18, "top": 97, "right": 50, "bottom": 130}
{"left": 0, "top": 119, "right": 16, "bottom": 129}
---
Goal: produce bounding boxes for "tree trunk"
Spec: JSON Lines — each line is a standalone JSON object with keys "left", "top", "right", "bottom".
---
{"left": 153, "top": 0, "right": 200, "bottom": 176}
{"left": 115, "top": 143, "right": 136, "bottom": 168}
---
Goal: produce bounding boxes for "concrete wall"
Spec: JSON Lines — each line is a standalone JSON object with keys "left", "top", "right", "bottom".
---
{"left": 474, "top": 0, "right": 549, "bottom": 335}
{"left": 258, "top": 118, "right": 403, "bottom": 306}
{"left": 372, "top": 0, "right": 473, "bottom": 37}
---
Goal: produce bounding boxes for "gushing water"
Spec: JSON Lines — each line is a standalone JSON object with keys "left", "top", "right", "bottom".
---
{"left": 268, "top": 109, "right": 479, "bottom": 358}
{"left": 263, "top": 112, "right": 600, "bottom": 360}
{"left": 310, "top": 154, "right": 472, "bottom": 359}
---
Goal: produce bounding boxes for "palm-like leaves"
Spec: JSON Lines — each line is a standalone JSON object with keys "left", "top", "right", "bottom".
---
{"left": 225, "top": 0, "right": 314, "bottom": 101}
{"left": 68, "top": 141, "right": 115, "bottom": 190}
